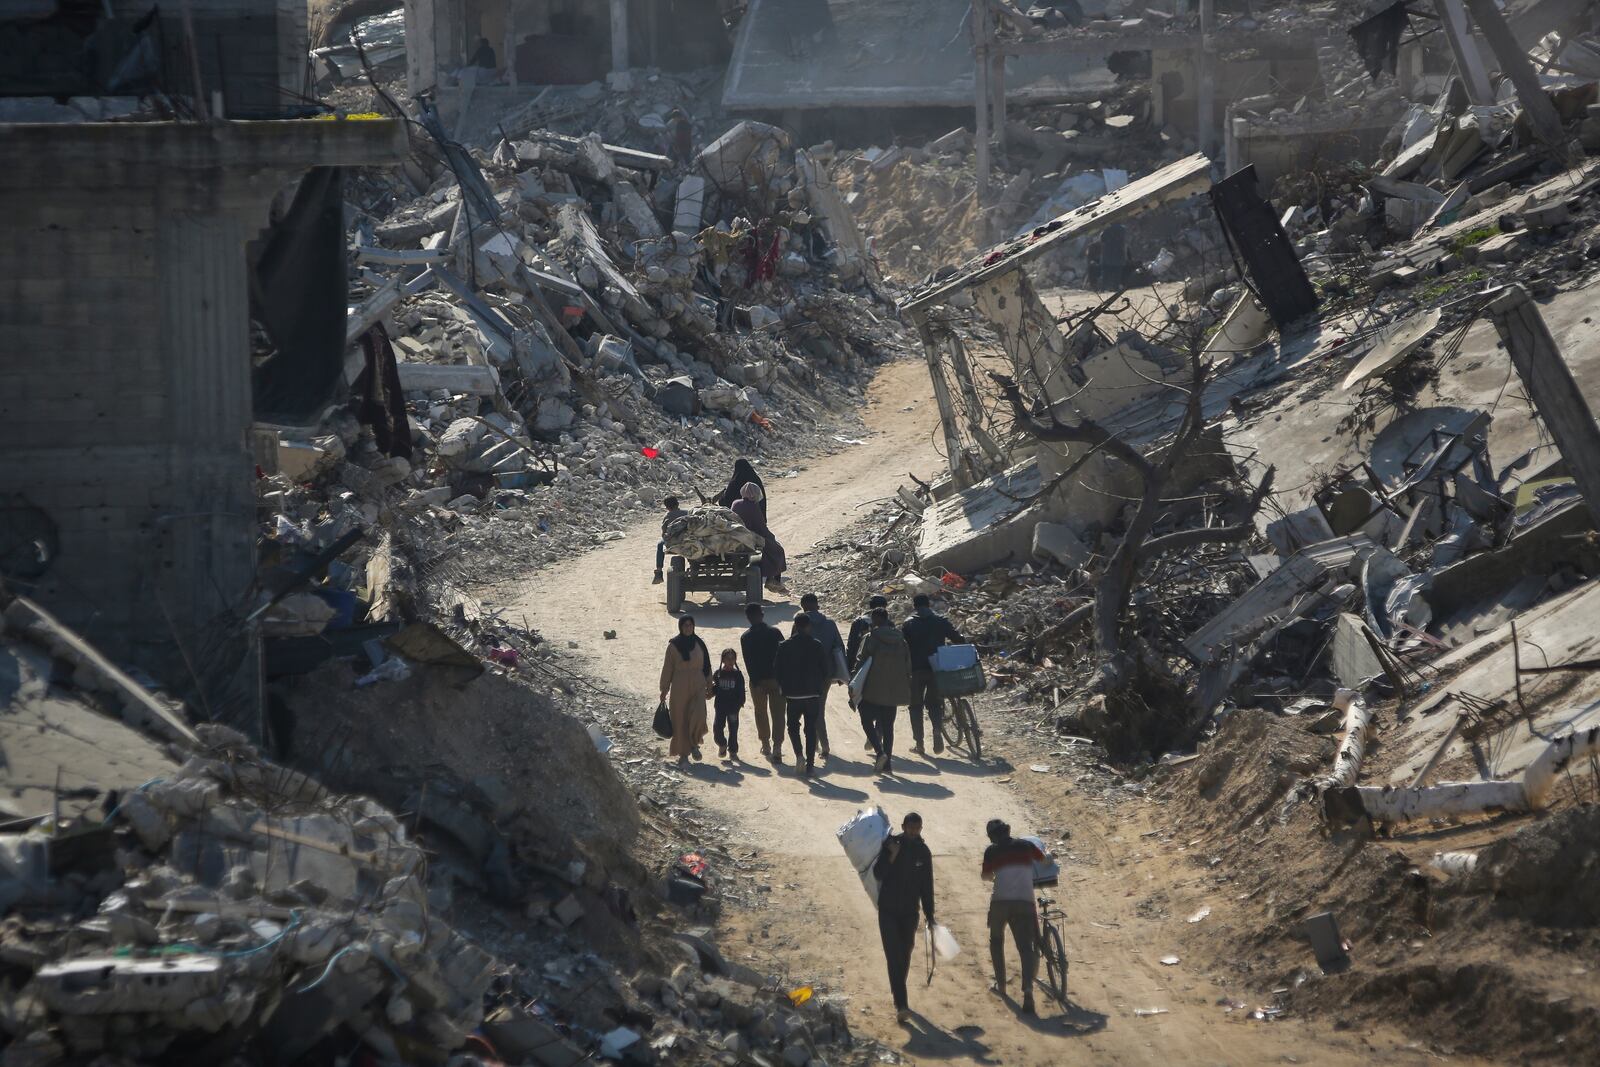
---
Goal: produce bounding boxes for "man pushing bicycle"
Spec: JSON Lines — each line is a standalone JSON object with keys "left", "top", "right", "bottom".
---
{"left": 981, "top": 818, "right": 1047, "bottom": 1016}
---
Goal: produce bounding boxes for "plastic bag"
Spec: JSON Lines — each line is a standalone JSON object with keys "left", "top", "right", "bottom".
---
{"left": 848, "top": 656, "right": 873, "bottom": 705}
{"left": 836, "top": 806, "right": 890, "bottom": 906}
{"left": 928, "top": 923, "right": 961, "bottom": 961}
{"left": 652, "top": 701, "right": 673, "bottom": 739}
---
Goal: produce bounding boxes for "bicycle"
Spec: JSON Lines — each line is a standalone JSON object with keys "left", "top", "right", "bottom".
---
{"left": 939, "top": 696, "right": 984, "bottom": 760}
{"left": 1035, "top": 894, "right": 1069, "bottom": 1011}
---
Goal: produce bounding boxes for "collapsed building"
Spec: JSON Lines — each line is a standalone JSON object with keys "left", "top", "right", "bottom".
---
{"left": 0, "top": 1, "right": 405, "bottom": 723}
{"left": 892, "top": 0, "right": 1600, "bottom": 773}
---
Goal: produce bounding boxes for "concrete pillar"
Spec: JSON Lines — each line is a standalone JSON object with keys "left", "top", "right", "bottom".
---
{"left": 610, "top": 0, "right": 629, "bottom": 72}
{"left": 991, "top": 51, "right": 1007, "bottom": 156}
{"left": 1463, "top": 0, "right": 1566, "bottom": 148}
{"left": 912, "top": 312, "right": 973, "bottom": 486}
{"left": 1432, "top": 0, "right": 1494, "bottom": 106}
{"left": 1196, "top": 0, "right": 1216, "bottom": 156}
{"left": 974, "top": 0, "right": 992, "bottom": 239}
{"left": 405, "top": 0, "right": 441, "bottom": 97}
{"left": 1485, "top": 285, "right": 1600, "bottom": 518}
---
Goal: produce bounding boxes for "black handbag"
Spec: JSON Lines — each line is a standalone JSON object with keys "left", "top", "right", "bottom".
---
{"left": 652, "top": 701, "right": 673, "bottom": 739}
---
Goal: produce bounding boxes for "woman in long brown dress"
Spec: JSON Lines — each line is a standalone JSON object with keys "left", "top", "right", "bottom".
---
{"left": 659, "top": 615, "right": 711, "bottom": 766}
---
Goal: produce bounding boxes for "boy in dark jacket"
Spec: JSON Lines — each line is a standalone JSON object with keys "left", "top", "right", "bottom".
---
{"left": 772, "top": 613, "right": 829, "bottom": 777}
{"left": 711, "top": 649, "right": 746, "bottom": 761}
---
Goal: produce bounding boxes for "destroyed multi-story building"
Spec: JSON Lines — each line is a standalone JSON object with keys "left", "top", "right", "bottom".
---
{"left": 0, "top": 2, "right": 404, "bottom": 724}
{"left": 404, "top": 0, "right": 733, "bottom": 109}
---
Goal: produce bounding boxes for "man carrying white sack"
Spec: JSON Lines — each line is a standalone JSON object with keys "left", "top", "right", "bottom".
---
{"left": 873, "top": 811, "right": 936, "bottom": 1024}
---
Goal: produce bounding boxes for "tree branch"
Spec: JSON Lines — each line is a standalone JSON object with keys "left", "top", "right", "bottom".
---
{"left": 990, "top": 372, "right": 1154, "bottom": 480}
{"left": 1137, "top": 466, "right": 1276, "bottom": 561}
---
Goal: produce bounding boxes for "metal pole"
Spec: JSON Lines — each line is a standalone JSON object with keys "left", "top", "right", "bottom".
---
{"left": 1196, "top": 0, "right": 1215, "bottom": 156}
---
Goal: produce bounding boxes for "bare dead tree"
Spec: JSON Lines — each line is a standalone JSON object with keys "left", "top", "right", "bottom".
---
{"left": 991, "top": 341, "right": 1275, "bottom": 697}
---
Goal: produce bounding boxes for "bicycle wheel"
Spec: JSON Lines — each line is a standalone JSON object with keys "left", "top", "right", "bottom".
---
{"left": 962, "top": 699, "right": 983, "bottom": 760}
{"left": 939, "top": 699, "right": 968, "bottom": 750}
{"left": 1039, "top": 922, "right": 1068, "bottom": 1008}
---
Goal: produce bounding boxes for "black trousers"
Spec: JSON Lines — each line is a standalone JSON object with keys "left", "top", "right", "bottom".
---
{"left": 786, "top": 696, "right": 822, "bottom": 768}
{"left": 857, "top": 699, "right": 885, "bottom": 754}
{"left": 879, "top": 907, "right": 920, "bottom": 1010}
{"left": 862, "top": 701, "right": 898, "bottom": 762}
{"left": 909, "top": 672, "right": 944, "bottom": 744}
{"left": 713, "top": 706, "right": 739, "bottom": 754}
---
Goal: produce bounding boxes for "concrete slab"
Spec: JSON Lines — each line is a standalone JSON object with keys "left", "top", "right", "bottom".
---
{"left": 1385, "top": 580, "right": 1600, "bottom": 785}
{"left": 918, "top": 458, "right": 1054, "bottom": 576}
{"left": 0, "top": 640, "right": 178, "bottom": 822}
{"left": 1225, "top": 285, "right": 1600, "bottom": 519}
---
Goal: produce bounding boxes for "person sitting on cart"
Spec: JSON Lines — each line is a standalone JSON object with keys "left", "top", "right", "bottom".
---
{"left": 716, "top": 458, "right": 766, "bottom": 517}
{"left": 731, "top": 482, "right": 789, "bottom": 596}
{"left": 901, "top": 594, "right": 968, "bottom": 756}
{"left": 982, "top": 819, "right": 1045, "bottom": 1017}
{"left": 652, "top": 495, "right": 688, "bottom": 585}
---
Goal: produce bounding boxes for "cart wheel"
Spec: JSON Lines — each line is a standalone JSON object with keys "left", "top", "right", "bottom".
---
{"left": 667, "top": 557, "right": 686, "bottom": 613}
{"left": 745, "top": 561, "right": 763, "bottom": 605}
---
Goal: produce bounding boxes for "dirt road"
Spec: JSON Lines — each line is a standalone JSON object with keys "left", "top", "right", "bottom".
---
{"left": 501, "top": 359, "right": 1446, "bottom": 1065}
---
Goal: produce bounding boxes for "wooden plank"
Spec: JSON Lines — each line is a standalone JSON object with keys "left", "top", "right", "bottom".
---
{"left": 901, "top": 152, "right": 1212, "bottom": 312}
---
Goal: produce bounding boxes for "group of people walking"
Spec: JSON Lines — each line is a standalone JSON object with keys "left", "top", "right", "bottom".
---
{"left": 656, "top": 590, "right": 969, "bottom": 779}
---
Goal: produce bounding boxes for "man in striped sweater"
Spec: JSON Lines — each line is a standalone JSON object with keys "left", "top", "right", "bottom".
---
{"left": 981, "top": 818, "right": 1044, "bottom": 1016}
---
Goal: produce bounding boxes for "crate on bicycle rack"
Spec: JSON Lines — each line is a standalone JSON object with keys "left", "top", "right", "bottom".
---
{"left": 933, "top": 664, "right": 985, "bottom": 698}
{"left": 929, "top": 645, "right": 983, "bottom": 697}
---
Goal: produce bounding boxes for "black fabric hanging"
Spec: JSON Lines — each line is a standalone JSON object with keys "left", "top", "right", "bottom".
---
{"left": 351, "top": 324, "right": 413, "bottom": 460}
{"left": 250, "top": 167, "right": 348, "bottom": 424}
{"left": 1348, "top": 2, "right": 1409, "bottom": 82}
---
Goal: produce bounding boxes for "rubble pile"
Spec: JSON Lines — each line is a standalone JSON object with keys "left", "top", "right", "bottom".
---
{"left": 0, "top": 591, "right": 870, "bottom": 1066}
{"left": 835, "top": 101, "right": 1187, "bottom": 285}
{"left": 255, "top": 102, "right": 912, "bottom": 662}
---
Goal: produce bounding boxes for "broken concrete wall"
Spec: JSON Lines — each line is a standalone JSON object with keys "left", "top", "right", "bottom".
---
{"left": 0, "top": 119, "right": 404, "bottom": 725}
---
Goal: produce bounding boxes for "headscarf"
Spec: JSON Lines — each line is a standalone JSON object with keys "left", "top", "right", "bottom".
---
{"left": 672, "top": 616, "right": 699, "bottom": 661}
{"left": 740, "top": 481, "right": 763, "bottom": 502}
{"left": 717, "top": 459, "right": 765, "bottom": 514}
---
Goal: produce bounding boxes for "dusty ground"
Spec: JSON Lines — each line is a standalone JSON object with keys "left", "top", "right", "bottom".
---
{"left": 495, "top": 356, "right": 1488, "bottom": 1064}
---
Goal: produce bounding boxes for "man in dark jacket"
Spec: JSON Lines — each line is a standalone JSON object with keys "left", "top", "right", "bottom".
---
{"left": 901, "top": 594, "right": 968, "bottom": 755}
{"left": 846, "top": 594, "right": 889, "bottom": 755}
{"left": 798, "top": 593, "right": 846, "bottom": 759}
{"left": 772, "top": 613, "right": 830, "bottom": 777}
{"left": 873, "top": 811, "right": 935, "bottom": 1023}
{"left": 741, "top": 604, "right": 786, "bottom": 761}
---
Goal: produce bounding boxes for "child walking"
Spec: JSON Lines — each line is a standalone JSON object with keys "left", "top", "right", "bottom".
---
{"left": 711, "top": 648, "right": 747, "bottom": 761}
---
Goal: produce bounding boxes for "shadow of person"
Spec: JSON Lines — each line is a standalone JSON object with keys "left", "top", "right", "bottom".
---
{"left": 1002, "top": 990, "right": 1108, "bottom": 1037}
{"left": 818, "top": 753, "right": 877, "bottom": 778}
{"left": 876, "top": 776, "right": 955, "bottom": 800}
{"left": 802, "top": 776, "right": 869, "bottom": 803}
{"left": 683, "top": 762, "right": 743, "bottom": 785}
{"left": 899, "top": 1011, "right": 1001, "bottom": 1063}
{"left": 722, "top": 758, "right": 773, "bottom": 779}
